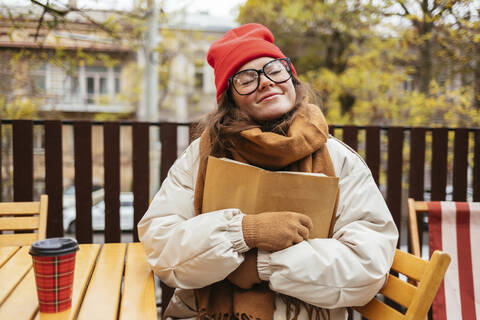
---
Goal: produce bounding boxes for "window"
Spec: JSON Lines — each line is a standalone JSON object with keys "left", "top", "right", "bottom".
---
{"left": 81, "top": 66, "right": 121, "bottom": 104}
{"left": 70, "top": 76, "right": 79, "bottom": 96}
{"left": 114, "top": 66, "right": 121, "bottom": 94}
{"left": 114, "top": 77, "right": 121, "bottom": 94}
{"left": 87, "top": 76, "right": 95, "bottom": 103}
{"left": 65, "top": 65, "right": 122, "bottom": 105}
{"left": 99, "top": 77, "right": 107, "bottom": 95}
{"left": 194, "top": 59, "right": 204, "bottom": 90}
{"left": 84, "top": 66, "right": 108, "bottom": 104}
{"left": 31, "top": 64, "right": 46, "bottom": 94}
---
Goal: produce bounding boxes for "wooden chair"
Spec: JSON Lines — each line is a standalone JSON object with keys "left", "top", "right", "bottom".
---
{"left": 407, "top": 198, "right": 480, "bottom": 319}
{"left": 0, "top": 195, "right": 48, "bottom": 246}
{"left": 354, "top": 248, "right": 450, "bottom": 320}
{"left": 407, "top": 198, "right": 428, "bottom": 258}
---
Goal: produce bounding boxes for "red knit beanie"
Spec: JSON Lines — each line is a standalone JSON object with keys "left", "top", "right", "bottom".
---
{"left": 207, "top": 23, "right": 296, "bottom": 101}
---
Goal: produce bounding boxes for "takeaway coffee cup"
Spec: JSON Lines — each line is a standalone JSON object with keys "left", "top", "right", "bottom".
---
{"left": 29, "top": 237, "right": 79, "bottom": 313}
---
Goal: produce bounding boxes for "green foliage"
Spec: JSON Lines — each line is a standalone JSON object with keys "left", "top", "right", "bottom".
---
{"left": 0, "top": 96, "right": 39, "bottom": 119}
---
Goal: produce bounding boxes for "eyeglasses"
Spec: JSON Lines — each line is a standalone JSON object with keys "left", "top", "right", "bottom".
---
{"left": 229, "top": 58, "right": 293, "bottom": 96}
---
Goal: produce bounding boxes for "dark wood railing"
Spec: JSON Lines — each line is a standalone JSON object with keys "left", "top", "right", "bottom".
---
{"left": 1, "top": 120, "right": 479, "bottom": 240}
{"left": 1, "top": 119, "right": 479, "bottom": 312}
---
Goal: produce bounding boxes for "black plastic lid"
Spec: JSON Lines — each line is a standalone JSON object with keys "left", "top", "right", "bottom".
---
{"left": 29, "top": 237, "right": 79, "bottom": 257}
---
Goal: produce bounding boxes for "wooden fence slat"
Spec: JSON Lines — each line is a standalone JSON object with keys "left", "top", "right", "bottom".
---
{"left": 408, "top": 127, "right": 427, "bottom": 253}
{"left": 366, "top": 126, "right": 380, "bottom": 185}
{"left": 189, "top": 122, "right": 199, "bottom": 144}
{"left": 13, "top": 120, "right": 33, "bottom": 202}
{"left": 387, "top": 127, "right": 404, "bottom": 236}
{"left": 45, "top": 120, "right": 63, "bottom": 237}
{"left": 342, "top": 126, "right": 358, "bottom": 151}
{"left": 386, "top": 128, "right": 405, "bottom": 315}
{"left": 431, "top": 128, "right": 448, "bottom": 201}
{"left": 74, "top": 121, "right": 93, "bottom": 243}
{"left": 160, "top": 123, "right": 178, "bottom": 184}
{"left": 132, "top": 122, "right": 149, "bottom": 242}
{"left": 159, "top": 122, "right": 177, "bottom": 311}
{"left": 452, "top": 129, "right": 468, "bottom": 201}
{"left": 328, "top": 125, "right": 335, "bottom": 137}
{"left": 474, "top": 130, "right": 480, "bottom": 202}
{"left": 409, "top": 127, "right": 426, "bottom": 200}
{"left": 104, "top": 122, "right": 121, "bottom": 243}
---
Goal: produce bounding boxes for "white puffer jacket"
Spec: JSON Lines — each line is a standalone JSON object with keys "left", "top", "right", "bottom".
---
{"left": 138, "top": 137, "right": 398, "bottom": 320}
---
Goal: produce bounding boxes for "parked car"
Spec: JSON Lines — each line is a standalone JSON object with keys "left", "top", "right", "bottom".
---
{"left": 63, "top": 184, "right": 105, "bottom": 208}
{"left": 63, "top": 192, "right": 134, "bottom": 233}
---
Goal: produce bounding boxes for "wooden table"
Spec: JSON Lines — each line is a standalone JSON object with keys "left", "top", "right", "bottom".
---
{"left": 0, "top": 243, "right": 157, "bottom": 320}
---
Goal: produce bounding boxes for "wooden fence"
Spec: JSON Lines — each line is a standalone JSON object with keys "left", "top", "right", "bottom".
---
{"left": 1, "top": 120, "right": 479, "bottom": 240}
{"left": 1, "top": 119, "right": 479, "bottom": 313}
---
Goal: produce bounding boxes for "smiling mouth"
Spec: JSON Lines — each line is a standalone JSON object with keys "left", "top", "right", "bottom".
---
{"left": 258, "top": 93, "right": 280, "bottom": 103}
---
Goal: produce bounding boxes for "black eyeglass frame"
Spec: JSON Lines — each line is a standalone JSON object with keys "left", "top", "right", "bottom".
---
{"left": 228, "top": 58, "right": 293, "bottom": 96}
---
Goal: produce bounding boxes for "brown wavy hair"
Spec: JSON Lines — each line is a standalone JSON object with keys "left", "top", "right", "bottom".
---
{"left": 193, "top": 76, "right": 330, "bottom": 320}
{"left": 195, "top": 76, "right": 309, "bottom": 157}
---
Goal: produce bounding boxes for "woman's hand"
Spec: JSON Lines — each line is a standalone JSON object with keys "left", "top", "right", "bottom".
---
{"left": 242, "top": 211, "right": 313, "bottom": 251}
{"left": 227, "top": 250, "right": 261, "bottom": 289}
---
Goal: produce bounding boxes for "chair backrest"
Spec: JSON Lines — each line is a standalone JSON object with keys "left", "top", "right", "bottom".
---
{"left": 0, "top": 195, "right": 48, "bottom": 246}
{"left": 354, "top": 248, "right": 450, "bottom": 320}
{"left": 407, "top": 198, "right": 428, "bottom": 258}
{"left": 407, "top": 198, "right": 480, "bottom": 319}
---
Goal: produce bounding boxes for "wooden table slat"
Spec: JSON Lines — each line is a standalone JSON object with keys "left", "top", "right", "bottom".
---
{"left": 119, "top": 243, "right": 157, "bottom": 320}
{"left": 0, "top": 246, "right": 32, "bottom": 305}
{"left": 0, "top": 246, "right": 19, "bottom": 267}
{"left": 37, "top": 244, "right": 101, "bottom": 320}
{"left": 76, "top": 243, "right": 127, "bottom": 320}
{"left": 0, "top": 269, "right": 38, "bottom": 320}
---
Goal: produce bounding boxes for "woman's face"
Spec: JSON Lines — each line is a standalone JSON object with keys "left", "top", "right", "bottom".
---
{"left": 231, "top": 57, "right": 296, "bottom": 121}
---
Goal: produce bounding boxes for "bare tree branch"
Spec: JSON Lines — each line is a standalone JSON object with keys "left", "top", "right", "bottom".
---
{"left": 77, "top": 8, "right": 147, "bottom": 20}
{"left": 30, "top": 0, "right": 69, "bottom": 16}
{"left": 396, "top": 0, "right": 411, "bottom": 16}
{"left": 34, "top": 0, "right": 48, "bottom": 42}
{"left": 73, "top": 9, "right": 122, "bottom": 40}
{"left": 431, "top": 2, "right": 455, "bottom": 22}
{"left": 28, "top": 0, "right": 149, "bottom": 42}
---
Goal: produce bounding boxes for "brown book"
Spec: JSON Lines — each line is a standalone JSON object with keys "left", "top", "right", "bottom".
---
{"left": 202, "top": 156, "right": 339, "bottom": 239}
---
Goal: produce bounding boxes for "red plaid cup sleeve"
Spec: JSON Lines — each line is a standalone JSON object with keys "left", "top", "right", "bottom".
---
{"left": 30, "top": 238, "right": 78, "bottom": 313}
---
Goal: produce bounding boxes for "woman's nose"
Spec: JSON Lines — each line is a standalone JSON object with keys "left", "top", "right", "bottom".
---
{"left": 258, "top": 73, "right": 274, "bottom": 90}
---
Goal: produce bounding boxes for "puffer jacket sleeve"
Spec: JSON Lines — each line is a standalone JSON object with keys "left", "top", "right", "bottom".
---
{"left": 138, "top": 139, "right": 250, "bottom": 289}
{"left": 257, "top": 138, "right": 399, "bottom": 309}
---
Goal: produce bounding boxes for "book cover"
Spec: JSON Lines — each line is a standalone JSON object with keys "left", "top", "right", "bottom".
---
{"left": 202, "top": 156, "right": 339, "bottom": 239}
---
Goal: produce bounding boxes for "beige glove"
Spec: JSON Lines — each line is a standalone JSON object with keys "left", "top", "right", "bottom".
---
{"left": 242, "top": 211, "right": 313, "bottom": 252}
{"left": 227, "top": 249, "right": 261, "bottom": 289}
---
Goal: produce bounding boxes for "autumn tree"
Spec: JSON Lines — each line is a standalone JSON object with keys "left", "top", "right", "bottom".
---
{"left": 382, "top": 0, "right": 479, "bottom": 95}
{"left": 238, "top": 0, "right": 480, "bottom": 127}
{"left": 238, "top": 0, "right": 407, "bottom": 122}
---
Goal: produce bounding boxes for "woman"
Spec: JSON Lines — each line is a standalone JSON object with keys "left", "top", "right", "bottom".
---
{"left": 138, "top": 23, "right": 398, "bottom": 320}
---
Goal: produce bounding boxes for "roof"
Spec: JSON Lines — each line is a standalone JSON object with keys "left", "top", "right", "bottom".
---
{"left": 0, "top": 5, "right": 237, "bottom": 50}
{"left": 165, "top": 11, "right": 238, "bottom": 33}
